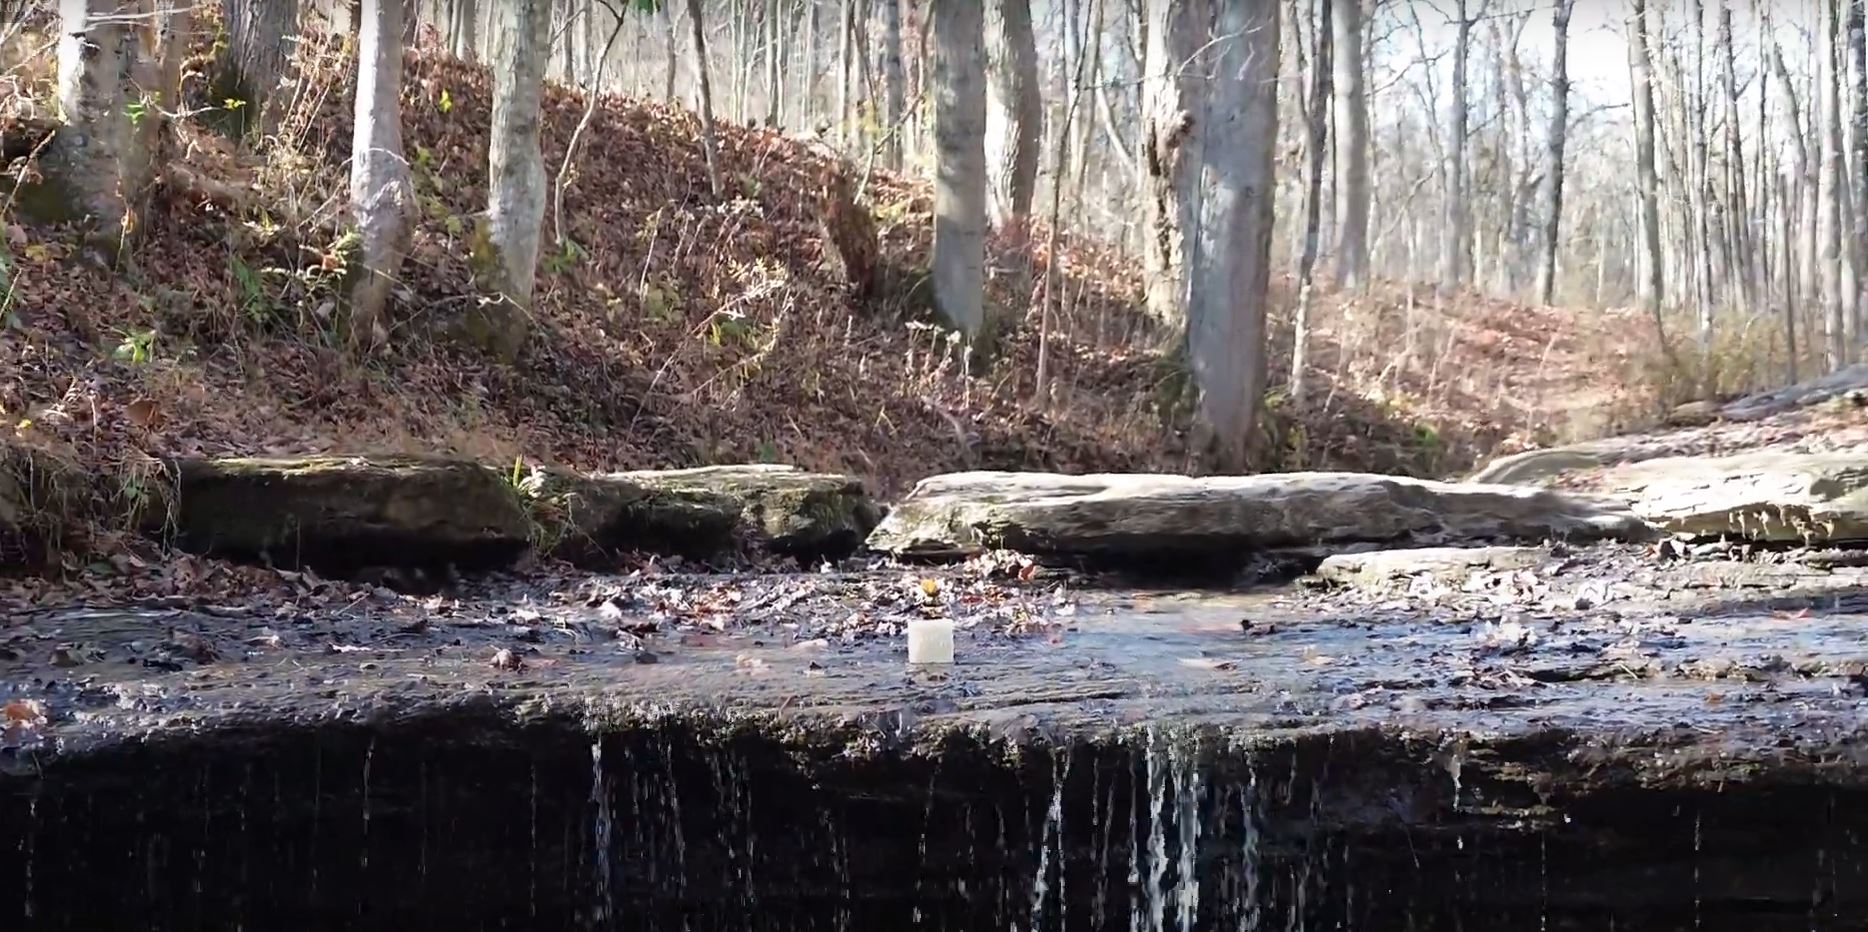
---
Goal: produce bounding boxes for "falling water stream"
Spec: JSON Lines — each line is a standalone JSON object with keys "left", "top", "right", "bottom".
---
{"left": 0, "top": 719, "right": 1863, "bottom": 931}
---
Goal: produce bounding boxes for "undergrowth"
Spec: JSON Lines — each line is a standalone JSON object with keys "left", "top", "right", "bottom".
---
{"left": 0, "top": 17, "right": 1688, "bottom": 568}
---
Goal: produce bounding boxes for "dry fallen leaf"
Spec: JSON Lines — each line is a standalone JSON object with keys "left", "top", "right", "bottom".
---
{"left": 3, "top": 698, "right": 46, "bottom": 725}
{"left": 124, "top": 398, "right": 161, "bottom": 428}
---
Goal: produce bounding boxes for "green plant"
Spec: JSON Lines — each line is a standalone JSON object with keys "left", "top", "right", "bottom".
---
{"left": 505, "top": 455, "right": 546, "bottom": 499}
{"left": 228, "top": 254, "right": 276, "bottom": 324}
{"left": 111, "top": 327, "right": 158, "bottom": 365}
{"left": 0, "top": 241, "right": 19, "bottom": 332}
{"left": 707, "top": 313, "right": 753, "bottom": 348}
{"left": 542, "top": 239, "right": 582, "bottom": 275}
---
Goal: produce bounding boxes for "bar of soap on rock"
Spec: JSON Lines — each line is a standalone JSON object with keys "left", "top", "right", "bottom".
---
{"left": 907, "top": 619, "right": 954, "bottom": 664}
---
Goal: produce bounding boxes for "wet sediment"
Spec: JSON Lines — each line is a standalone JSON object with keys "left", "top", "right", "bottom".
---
{"left": 3, "top": 549, "right": 1867, "bottom": 931}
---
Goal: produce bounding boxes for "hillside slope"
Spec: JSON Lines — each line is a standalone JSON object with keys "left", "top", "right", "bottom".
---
{"left": 1, "top": 30, "right": 1644, "bottom": 548}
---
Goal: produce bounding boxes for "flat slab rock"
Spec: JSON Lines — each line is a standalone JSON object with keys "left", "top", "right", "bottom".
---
{"left": 1314, "top": 546, "right": 1545, "bottom": 589}
{"left": 613, "top": 465, "right": 883, "bottom": 557}
{"left": 866, "top": 471, "right": 1649, "bottom": 561}
{"left": 1605, "top": 451, "right": 1868, "bottom": 543}
{"left": 159, "top": 455, "right": 881, "bottom": 573}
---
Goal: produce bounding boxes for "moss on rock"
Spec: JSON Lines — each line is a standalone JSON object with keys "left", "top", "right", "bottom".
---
{"left": 615, "top": 465, "right": 884, "bottom": 558}
{"left": 159, "top": 454, "right": 532, "bottom": 572}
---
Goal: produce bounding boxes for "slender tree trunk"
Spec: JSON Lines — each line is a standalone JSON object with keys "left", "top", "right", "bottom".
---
{"left": 1290, "top": 0, "right": 1331, "bottom": 406}
{"left": 1140, "top": 0, "right": 1204, "bottom": 332}
{"left": 472, "top": 0, "right": 553, "bottom": 361}
{"left": 984, "top": 0, "right": 1042, "bottom": 233}
{"left": 1851, "top": 0, "right": 1868, "bottom": 350}
{"left": 1536, "top": 0, "right": 1574, "bottom": 306}
{"left": 1772, "top": 37, "right": 1818, "bottom": 329}
{"left": 663, "top": 1, "right": 681, "bottom": 101}
{"left": 48, "top": 0, "right": 159, "bottom": 258}
{"left": 1780, "top": 168, "right": 1800, "bottom": 382}
{"left": 218, "top": 0, "right": 299, "bottom": 133}
{"left": 1437, "top": 0, "right": 1472, "bottom": 292}
{"left": 1187, "top": 0, "right": 1281, "bottom": 470}
{"left": 879, "top": 0, "right": 905, "bottom": 167}
{"left": 456, "top": 0, "right": 479, "bottom": 62}
{"left": 1331, "top": 0, "right": 1369, "bottom": 291}
{"left": 1823, "top": 0, "right": 1852, "bottom": 369}
{"left": 1628, "top": 0, "right": 1667, "bottom": 332}
{"left": 764, "top": 0, "right": 783, "bottom": 125}
{"left": 348, "top": 0, "right": 410, "bottom": 347}
{"left": 930, "top": 0, "right": 988, "bottom": 337}
{"left": 688, "top": 0, "right": 725, "bottom": 197}
{"left": 836, "top": 0, "right": 853, "bottom": 149}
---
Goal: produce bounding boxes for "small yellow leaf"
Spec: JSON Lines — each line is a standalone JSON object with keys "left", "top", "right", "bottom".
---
{"left": 918, "top": 578, "right": 940, "bottom": 597}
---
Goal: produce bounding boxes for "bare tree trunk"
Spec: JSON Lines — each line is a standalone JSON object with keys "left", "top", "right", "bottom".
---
{"left": 1823, "top": 0, "right": 1852, "bottom": 369}
{"left": 1717, "top": 2, "right": 1750, "bottom": 311}
{"left": 1772, "top": 37, "right": 1818, "bottom": 328}
{"left": 455, "top": 0, "right": 479, "bottom": 62}
{"left": 836, "top": 0, "right": 853, "bottom": 149}
{"left": 879, "top": 0, "right": 905, "bottom": 167}
{"left": 1851, "top": 0, "right": 1868, "bottom": 351}
{"left": 1780, "top": 168, "right": 1800, "bottom": 382}
{"left": 1187, "top": 0, "right": 1280, "bottom": 470}
{"left": 217, "top": 0, "right": 299, "bottom": 134}
{"left": 1535, "top": 0, "right": 1574, "bottom": 306}
{"left": 1289, "top": 0, "right": 1331, "bottom": 406}
{"left": 687, "top": 0, "right": 725, "bottom": 197}
{"left": 348, "top": 0, "right": 411, "bottom": 347}
{"left": 984, "top": 0, "right": 1042, "bottom": 233}
{"left": 46, "top": 0, "right": 159, "bottom": 258}
{"left": 1628, "top": 0, "right": 1667, "bottom": 331}
{"left": 764, "top": 0, "right": 783, "bottom": 125}
{"left": 1437, "top": 0, "right": 1472, "bottom": 292}
{"left": 1330, "top": 0, "right": 1369, "bottom": 291}
{"left": 930, "top": 0, "right": 987, "bottom": 338}
{"left": 1141, "top": 0, "right": 1204, "bottom": 332}
{"left": 663, "top": 1, "right": 681, "bottom": 100}
{"left": 472, "top": 0, "right": 553, "bottom": 361}
{"left": 154, "top": 1, "right": 192, "bottom": 113}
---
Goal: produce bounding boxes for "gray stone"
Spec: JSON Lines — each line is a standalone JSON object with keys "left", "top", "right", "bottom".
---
{"left": 616, "top": 465, "right": 883, "bottom": 557}
{"left": 1719, "top": 363, "right": 1868, "bottom": 421}
{"left": 866, "top": 471, "right": 1649, "bottom": 561}
{"left": 534, "top": 469, "right": 744, "bottom": 565}
{"left": 1467, "top": 445, "right": 1615, "bottom": 486}
{"left": 1314, "top": 546, "right": 1545, "bottom": 588}
{"left": 1608, "top": 451, "right": 1868, "bottom": 543}
{"left": 161, "top": 454, "right": 532, "bottom": 571}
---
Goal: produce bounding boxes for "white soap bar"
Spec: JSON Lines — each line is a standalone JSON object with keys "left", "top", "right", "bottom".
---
{"left": 907, "top": 619, "right": 955, "bottom": 664}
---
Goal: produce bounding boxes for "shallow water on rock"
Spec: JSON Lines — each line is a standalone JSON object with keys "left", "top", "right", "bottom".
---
{"left": 4, "top": 553, "right": 1866, "bottom": 930}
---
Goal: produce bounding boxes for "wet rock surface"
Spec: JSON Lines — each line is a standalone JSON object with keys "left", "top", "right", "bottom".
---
{"left": 1, "top": 539, "right": 1865, "bottom": 930}
{"left": 1604, "top": 451, "right": 1868, "bottom": 543}
{"left": 868, "top": 471, "right": 1650, "bottom": 561}
{"left": 1313, "top": 545, "right": 1544, "bottom": 588}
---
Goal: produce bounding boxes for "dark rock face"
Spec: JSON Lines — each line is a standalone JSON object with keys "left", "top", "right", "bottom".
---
{"left": 142, "top": 456, "right": 885, "bottom": 576}
{"left": 2, "top": 713, "right": 1863, "bottom": 932}
{"left": 158, "top": 455, "right": 533, "bottom": 573}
